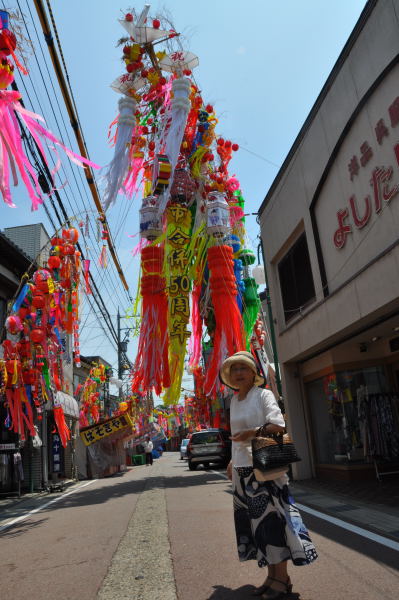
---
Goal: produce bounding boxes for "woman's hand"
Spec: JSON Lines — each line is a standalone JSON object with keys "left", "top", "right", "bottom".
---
{"left": 231, "top": 428, "right": 258, "bottom": 442}
{"left": 226, "top": 460, "right": 233, "bottom": 481}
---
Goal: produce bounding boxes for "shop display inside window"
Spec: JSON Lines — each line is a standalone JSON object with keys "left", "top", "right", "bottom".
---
{"left": 307, "top": 366, "right": 399, "bottom": 466}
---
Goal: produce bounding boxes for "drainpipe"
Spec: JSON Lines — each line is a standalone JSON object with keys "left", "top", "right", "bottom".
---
{"left": 258, "top": 236, "right": 282, "bottom": 400}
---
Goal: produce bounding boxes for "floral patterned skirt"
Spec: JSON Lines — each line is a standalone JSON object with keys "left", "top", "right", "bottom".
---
{"left": 233, "top": 466, "right": 318, "bottom": 567}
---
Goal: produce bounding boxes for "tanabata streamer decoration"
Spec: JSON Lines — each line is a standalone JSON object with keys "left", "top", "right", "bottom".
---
{"left": 0, "top": 227, "right": 84, "bottom": 445}
{"left": 77, "top": 362, "right": 107, "bottom": 427}
{"left": 106, "top": 6, "right": 270, "bottom": 403}
{"left": 164, "top": 205, "right": 192, "bottom": 404}
{"left": 0, "top": 12, "right": 99, "bottom": 210}
{"left": 131, "top": 244, "right": 170, "bottom": 395}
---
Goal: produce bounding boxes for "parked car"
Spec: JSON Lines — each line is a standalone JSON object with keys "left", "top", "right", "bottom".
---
{"left": 187, "top": 429, "right": 231, "bottom": 470}
{"left": 180, "top": 438, "right": 190, "bottom": 460}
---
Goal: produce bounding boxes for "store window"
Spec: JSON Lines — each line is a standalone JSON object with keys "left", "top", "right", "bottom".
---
{"left": 306, "top": 366, "right": 399, "bottom": 465}
{"left": 278, "top": 233, "right": 315, "bottom": 322}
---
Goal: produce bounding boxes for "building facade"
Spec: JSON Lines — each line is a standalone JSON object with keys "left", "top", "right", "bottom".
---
{"left": 259, "top": 0, "right": 399, "bottom": 481}
{"left": 3, "top": 223, "right": 51, "bottom": 268}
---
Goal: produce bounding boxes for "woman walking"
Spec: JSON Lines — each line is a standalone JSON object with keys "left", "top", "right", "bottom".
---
{"left": 221, "top": 351, "right": 317, "bottom": 599}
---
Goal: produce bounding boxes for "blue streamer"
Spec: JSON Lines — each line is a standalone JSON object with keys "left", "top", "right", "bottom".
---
{"left": 12, "top": 283, "right": 29, "bottom": 313}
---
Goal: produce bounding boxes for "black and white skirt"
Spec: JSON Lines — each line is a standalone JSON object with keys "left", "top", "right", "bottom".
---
{"left": 233, "top": 466, "right": 318, "bottom": 567}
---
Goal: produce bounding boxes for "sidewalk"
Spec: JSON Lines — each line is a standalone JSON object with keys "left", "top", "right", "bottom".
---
{"left": 290, "top": 476, "right": 399, "bottom": 542}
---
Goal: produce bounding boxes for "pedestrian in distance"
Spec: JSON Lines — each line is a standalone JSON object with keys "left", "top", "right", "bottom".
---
{"left": 220, "top": 351, "right": 317, "bottom": 600}
{"left": 143, "top": 435, "right": 153, "bottom": 466}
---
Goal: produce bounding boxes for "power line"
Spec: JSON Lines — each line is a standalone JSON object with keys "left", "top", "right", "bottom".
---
{"left": 33, "top": 0, "right": 130, "bottom": 292}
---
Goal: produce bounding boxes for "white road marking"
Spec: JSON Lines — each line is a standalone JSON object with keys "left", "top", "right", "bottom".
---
{"left": 210, "top": 469, "right": 399, "bottom": 552}
{"left": 0, "top": 479, "right": 97, "bottom": 533}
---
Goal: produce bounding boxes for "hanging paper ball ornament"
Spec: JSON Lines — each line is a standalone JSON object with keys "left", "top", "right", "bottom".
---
{"left": 31, "top": 293, "right": 45, "bottom": 309}
{"left": 153, "top": 19, "right": 160, "bottom": 29}
{"left": 31, "top": 328, "right": 45, "bottom": 344}
{"left": 62, "top": 228, "right": 79, "bottom": 244}
{"left": 5, "top": 315, "right": 23, "bottom": 334}
{"left": 125, "top": 13, "right": 133, "bottom": 22}
{"left": 119, "top": 401, "right": 128, "bottom": 412}
{"left": 232, "top": 143, "right": 239, "bottom": 152}
{"left": 61, "top": 243, "right": 75, "bottom": 256}
{"left": 0, "top": 28, "right": 16, "bottom": 55}
{"left": 48, "top": 255, "right": 61, "bottom": 269}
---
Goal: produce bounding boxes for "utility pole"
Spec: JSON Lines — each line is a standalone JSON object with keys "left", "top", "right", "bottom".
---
{"left": 117, "top": 308, "right": 136, "bottom": 398}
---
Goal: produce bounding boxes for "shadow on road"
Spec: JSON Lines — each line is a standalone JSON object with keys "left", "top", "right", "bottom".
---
{"left": 0, "top": 517, "right": 48, "bottom": 538}
{"left": 207, "top": 584, "right": 259, "bottom": 599}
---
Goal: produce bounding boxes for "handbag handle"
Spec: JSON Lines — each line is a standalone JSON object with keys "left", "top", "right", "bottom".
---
{"left": 255, "top": 423, "right": 286, "bottom": 438}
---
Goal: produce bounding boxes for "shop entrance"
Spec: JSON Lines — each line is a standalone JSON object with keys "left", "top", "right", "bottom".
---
{"left": 305, "top": 365, "right": 399, "bottom": 481}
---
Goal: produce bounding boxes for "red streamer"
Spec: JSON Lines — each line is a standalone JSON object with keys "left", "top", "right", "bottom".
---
{"left": 204, "top": 245, "right": 245, "bottom": 394}
{"left": 131, "top": 245, "right": 170, "bottom": 395}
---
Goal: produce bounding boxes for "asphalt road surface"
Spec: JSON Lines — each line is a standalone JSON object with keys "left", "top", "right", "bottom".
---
{"left": 0, "top": 452, "right": 398, "bottom": 599}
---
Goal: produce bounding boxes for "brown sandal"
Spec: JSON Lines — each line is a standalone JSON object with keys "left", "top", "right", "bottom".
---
{"left": 261, "top": 577, "right": 297, "bottom": 599}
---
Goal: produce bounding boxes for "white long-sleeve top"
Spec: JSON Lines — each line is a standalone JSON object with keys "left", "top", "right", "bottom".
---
{"left": 142, "top": 440, "right": 153, "bottom": 453}
{"left": 230, "top": 386, "right": 285, "bottom": 467}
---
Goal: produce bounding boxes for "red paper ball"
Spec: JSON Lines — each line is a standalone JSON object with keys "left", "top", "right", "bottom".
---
{"left": 205, "top": 104, "right": 213, "bottom": 113}
{"left": 217, "top": 138, "right": 224, "bottom": 146}
{"left": 141, "top": 69, "right": 148, "bottom": 78}
{"left": 0, "top": 30, "right": 17, "bottom": 55}
{"left": 125, "top": 13, "right": 133, "bottom": 22}
{"left": 18, "top": 307, "right": 29, "bottom": 320}
{"left": 123, "top": 45, "right": 130, "bottom": 55}
{"left": 126, "top": 63, "right": 135, "bottom": 73}
{"left": 32, "top": 294, "right": 45, "bottom": 309}
{"left": 22, "top": 369, "right": 36, "bottom": 385}
{"left": 232, "top": 143, "right": 239, "bottom": 152}
{"left": 31, "top": 328, "right": 45, "bottom": 344}
{"left": 6, "top": 315, "right": 23, "bottom": 335}
{"left": 62, "top": 227, "right": 79, "bottom": 244}
{"left": 48, "top": 255, "right": 61, "bottom": 269}
{"left": 153, "top": 18, "right": 160, "bottom": 29}
{"left": 183, "top": 69, "right": 192, "bottom": 76}
{"left": 224, "top": 140, "right": 232, "bottom": 148}
{"left": 62, "top": 244, "right": 75, "bottom": 256}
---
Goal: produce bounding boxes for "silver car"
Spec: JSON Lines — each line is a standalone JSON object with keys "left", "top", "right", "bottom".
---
{"left": 180, "top": 438, "right": 190, "bottom": 460}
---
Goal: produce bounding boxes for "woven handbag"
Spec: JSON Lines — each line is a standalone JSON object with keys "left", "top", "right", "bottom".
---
{"left": 251, "top": 427, "right": 301, "bottom": 474}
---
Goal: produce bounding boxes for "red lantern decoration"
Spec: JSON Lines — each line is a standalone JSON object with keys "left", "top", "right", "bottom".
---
{"left": 32, "top": 294, "right": 45, "bottom": 309}
{"left": 62, "top": 228, "right": 79, "bottom": 244}
{"left": 61, "top": 244, "right": 75, "bottom": 256}
{"left": 31, "top": 328, "right": 45, "bottom": 344}
{"left": 22, "top": 368, "right": 36, "bottom": 385}
{"left": 48, "top": 255, "right": 61, "bottom": 269}
{"left": 17, "top": 340, "right": 31, "bottom": 357}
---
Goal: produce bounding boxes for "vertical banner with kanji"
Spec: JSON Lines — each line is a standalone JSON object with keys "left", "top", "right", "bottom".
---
{"left": 164, "top": 205, "right": 192, "bottom": 404}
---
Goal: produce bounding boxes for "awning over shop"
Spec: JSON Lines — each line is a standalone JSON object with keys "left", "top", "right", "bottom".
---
{"left": 55, "top": 391, "right": 80, "bottom": 419}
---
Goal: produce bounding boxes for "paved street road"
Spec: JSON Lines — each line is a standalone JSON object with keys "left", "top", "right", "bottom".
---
{"left": 0, "top": 452, "right": 398, "bottom": 599}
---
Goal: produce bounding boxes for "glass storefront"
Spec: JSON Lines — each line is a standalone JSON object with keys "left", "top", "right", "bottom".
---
{"left": 305, "top": 365, "right": 399, "bottom": 465}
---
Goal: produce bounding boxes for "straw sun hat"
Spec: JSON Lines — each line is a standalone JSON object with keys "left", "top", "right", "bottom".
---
{"left": 220, "top": 351, "right": 265, "bottom": 390}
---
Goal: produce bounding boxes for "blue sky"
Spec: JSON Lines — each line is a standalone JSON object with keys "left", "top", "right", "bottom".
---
{"left": 1, "top": 0, "right": 367, "bottom": 392}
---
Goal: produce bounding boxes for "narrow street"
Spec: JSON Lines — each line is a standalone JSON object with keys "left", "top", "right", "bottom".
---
{"left": 1, "top": 453, "right": 398, "bottom": 600}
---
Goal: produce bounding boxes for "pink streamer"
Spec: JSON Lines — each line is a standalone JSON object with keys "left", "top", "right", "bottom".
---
{"left": 0, "top": 90, "right": 100, "bottom": 210}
